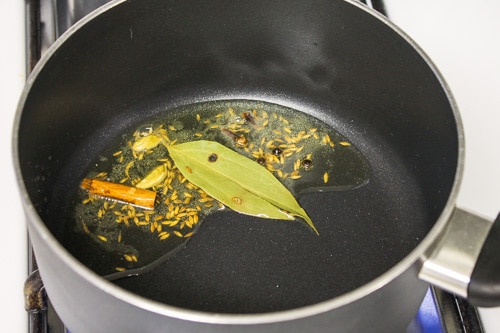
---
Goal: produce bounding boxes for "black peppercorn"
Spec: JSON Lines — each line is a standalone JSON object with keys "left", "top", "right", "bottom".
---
{"left": 302, "top": 159, "right": 313, "bottom": 170}
{"left": 272, "top": 148, "right": 282, "bottom": 156}
{"left": 208, "top": 153, "right": 218, "bottom": 162}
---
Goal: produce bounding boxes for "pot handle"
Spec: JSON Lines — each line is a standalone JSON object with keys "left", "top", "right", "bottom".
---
{"left": 468, "top": 212, "right": 500, "bottom": 306}
{"left": 419, "top": 208, "right": 500, "bottom": 307}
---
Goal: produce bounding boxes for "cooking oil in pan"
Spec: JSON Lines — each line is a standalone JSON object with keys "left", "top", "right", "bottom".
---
{"left": 73, "top": 100, "right": 369, "bottom": 277}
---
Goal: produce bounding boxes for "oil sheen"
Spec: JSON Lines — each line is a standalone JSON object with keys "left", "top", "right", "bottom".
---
{"left": 72, "top": 100, "right": 370, "bottom": 277}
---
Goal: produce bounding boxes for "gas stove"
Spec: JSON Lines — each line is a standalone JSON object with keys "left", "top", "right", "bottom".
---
{"left": 2, "top": 0, "right": 499, "bottom": 332}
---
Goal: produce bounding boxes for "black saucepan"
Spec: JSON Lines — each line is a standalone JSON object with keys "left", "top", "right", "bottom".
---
{"left": 14, "top": 0, "right": 500, "bottom": 332}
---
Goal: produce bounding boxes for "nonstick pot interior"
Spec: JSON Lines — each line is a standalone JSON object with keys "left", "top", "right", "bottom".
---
{"left": 17, "top": 0, "right": 459, "bottom": 314}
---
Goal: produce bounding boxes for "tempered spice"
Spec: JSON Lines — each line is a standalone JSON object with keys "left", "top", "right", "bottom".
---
{"left": 74, "top": 100, "right": 368, "bottom": 274}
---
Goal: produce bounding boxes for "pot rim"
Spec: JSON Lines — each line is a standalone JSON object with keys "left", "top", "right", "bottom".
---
{"left": 13, "top": 0, "right": 464, "bottom": 325}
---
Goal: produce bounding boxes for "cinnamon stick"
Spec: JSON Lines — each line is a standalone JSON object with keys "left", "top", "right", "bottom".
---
{"left": 80, "top": 178, "right": 156, "bottom": 210}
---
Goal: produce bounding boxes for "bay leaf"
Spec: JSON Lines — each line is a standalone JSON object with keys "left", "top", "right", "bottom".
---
{"left": 166, "top": 140, "right": 318, "bottom": 235}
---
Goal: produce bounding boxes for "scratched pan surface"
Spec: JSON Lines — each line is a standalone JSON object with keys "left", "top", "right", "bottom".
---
{"left": 17, "top": 0, "right": 458, "bottom": 314}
